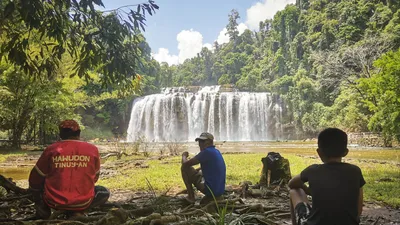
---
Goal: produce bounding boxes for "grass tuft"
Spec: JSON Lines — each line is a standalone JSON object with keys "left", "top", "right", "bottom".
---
{"left": 98, "top": 150, "right": 400, "bottom": 207}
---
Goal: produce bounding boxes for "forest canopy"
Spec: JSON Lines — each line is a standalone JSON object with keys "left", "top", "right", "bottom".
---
{"left": 0, "top": 0, "right": 399, "bottom": 147}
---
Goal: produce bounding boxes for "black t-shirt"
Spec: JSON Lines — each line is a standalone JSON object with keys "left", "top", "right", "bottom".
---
{"left": 301, "top": 162, "right": 366, "bottom": 225}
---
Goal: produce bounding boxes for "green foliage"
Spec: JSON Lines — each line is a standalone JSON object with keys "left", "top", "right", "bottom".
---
{"left": 80, "top": 127, "right": 114, "bottom": 141}
{"left": 226, "top": 9, "right": 240, "bottom": 41}
{"left": 0, "top": 58, "right": 85, "bottom": 147}
{"left": 0, "top": 0, "right": 158, "bottom": 90}
{"left": 1, "top": 0, "right": 400, "bottom": 143}
{"left": 155, "top": 0, "right": 400, "bottom": 142}
{"left": 358, "top": 49, "right": 400, "bottom": 145}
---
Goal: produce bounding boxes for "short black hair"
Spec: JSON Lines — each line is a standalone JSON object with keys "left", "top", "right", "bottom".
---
{"left": 318, "top": 128, "right": 348, "bottom": 157}
{"left": 59, "top": 128, "right": 81, "bottom": 140}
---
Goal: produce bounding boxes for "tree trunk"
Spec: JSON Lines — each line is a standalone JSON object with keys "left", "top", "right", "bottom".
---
{"left": 11, "top": 128, "right": 23, "bottom": 149}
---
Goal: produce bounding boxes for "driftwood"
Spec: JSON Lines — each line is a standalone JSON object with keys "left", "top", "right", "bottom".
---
{"left": 101, "top": 152, "right": 137, "bottom": 160}
{"left": 0, "top": 194, "right": 32, "bottom": 201}
{"left": 127, "top": 214, "right": 181, "bottom": 225}
{"left": 0, "top": 175, "right": 28, "bottom": 194}
{"left": 127, "top": 207, "right": 155, "bottom": 218}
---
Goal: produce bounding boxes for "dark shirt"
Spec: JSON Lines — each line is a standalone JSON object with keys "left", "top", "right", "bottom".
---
{"left": 195, "top": 146, "right": 226, "bottom": 197}
{"left": 301, "top": 162, "right": 366, "bottom": 225}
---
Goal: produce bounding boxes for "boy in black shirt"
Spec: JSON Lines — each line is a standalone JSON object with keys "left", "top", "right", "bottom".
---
{"left": 288, "top": 128, "right": 366, "bottom": 225}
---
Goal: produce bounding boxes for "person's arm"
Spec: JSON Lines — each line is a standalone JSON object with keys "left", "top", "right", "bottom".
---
{"left": 358, "top": 187, "right": 363, "bottom": 218}
{"left": 182, "top": 151, "right": 200, "bottom": 167}
{"left": 94, "top": 147, "right": 100, "bottom": 183}
{"left": 288, "top": 175, "right": 311, "bottom": 195}
{"left": 28, "top": 149, "right": 50, "bottom": 191}
{"left": 28, "top": 167, "right": 45, "bottom": 190}
{"left": 358, "top": 167, "right": 366, "bottom": 219}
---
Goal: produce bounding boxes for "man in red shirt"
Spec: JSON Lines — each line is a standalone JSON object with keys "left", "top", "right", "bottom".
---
{"left": 29, "top": 120, "right": 110, "bottom": 219}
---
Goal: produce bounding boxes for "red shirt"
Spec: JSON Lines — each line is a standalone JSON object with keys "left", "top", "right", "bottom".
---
{"left": 29, "top": 140, "right": 100, "bottom": 211}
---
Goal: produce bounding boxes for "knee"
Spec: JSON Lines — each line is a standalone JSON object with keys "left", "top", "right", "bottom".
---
{"left": 289, "top": 188, "right": 302, "bottom": 198}
{"left": 289, "top": 189, "right": 298, "bottom": 195}
{"left": 181, "top": 164, "right": 190, "bottom": 173}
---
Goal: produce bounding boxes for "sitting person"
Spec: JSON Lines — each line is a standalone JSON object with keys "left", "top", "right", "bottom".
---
{"left": 28, "top": 120, "right": 110, "bottom": 219}
{"left": 288, "top": 128, "right": 365, "bottom": 225}
{"left": 181, "top": 132, "right": 226, "bottom": 204}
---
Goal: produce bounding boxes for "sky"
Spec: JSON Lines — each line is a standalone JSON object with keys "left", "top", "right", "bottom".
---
{"left": 101, "top": 0, "right": 296, "bottom": 65}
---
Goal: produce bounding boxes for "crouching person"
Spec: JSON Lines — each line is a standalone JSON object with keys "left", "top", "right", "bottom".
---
{"left": 181, "top": 132, "right": 226, "bottom": 204}
{"left": 28, "top": 120, "right": 110, "bottom": 219}
{"left": 288, "top": 128, "right": 365, "bottom": 225}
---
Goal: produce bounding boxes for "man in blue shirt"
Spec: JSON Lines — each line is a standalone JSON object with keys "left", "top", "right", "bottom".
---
{"left": 181, "top": 132, "right": 226, "bottom": 204}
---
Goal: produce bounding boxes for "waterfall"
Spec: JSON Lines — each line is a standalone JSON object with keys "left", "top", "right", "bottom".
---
{"left": 127, "top": 86, "right": 283, "bottom": 142}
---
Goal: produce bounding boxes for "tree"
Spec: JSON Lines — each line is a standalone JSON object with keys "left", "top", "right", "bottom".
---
{"left": 0, "top": 60, "right": 85, "bottom": 148}
{"left": 226, "top": 9, "right": 240, "bottom": 41}
{"left": 154, "top": 0, "right": 400, "bottom": 141}
{"left": 0, "top": 0, "right": 158, "bottom": 90}
{"left": 358, "top": 49, "right": 400, "bottom": 146}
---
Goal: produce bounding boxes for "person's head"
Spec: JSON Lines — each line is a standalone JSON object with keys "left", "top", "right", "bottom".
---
{"left": 59, "top": 120, "right": 81, "bottom": 140}
{"left": 195, "top": 132, "right": 214, "bottom": 150}
{"left": 317, "top": 128, "right": 348, "bottom": 162}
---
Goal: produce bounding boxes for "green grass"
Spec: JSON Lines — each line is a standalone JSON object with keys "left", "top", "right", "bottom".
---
{"left": 98, "top": 150, "right": 400, "bottom": 208}
{"left": 0, "top": 149, "right": 28, "bottom": 163}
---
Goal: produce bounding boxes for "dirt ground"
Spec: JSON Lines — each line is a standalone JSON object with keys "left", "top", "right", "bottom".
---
{"left": 0, "top": 144, "right": 399, "bottom": 224}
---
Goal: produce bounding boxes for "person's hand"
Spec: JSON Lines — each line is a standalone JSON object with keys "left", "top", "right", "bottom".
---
{"left": 182, "top": 151, "right": 189, "bottom": 158}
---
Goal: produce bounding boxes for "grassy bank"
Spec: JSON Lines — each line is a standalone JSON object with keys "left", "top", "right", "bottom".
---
{"left": 98, "top": 151, "right": 400, "bottom": 208}
{"left": 0, "top": 150, "right": 28, "bottom": 163}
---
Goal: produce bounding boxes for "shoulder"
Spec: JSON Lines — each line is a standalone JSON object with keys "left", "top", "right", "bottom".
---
{"left": 67, "top": 140, "right": 97, "bottom": 148}
{"left": 342, "top": 163, "right": 363, "bottom": 172}
{"left": 43, "top": 142, "right": 61, "bottom": 153}
{"left": 195, "top": 147, "right": 217, "bottom": 159}
{"left": 300, "top": 164, "right": 320, "bottom": 175}
{"left": 81, "top": 141, "right": 99, "bottom": 153}
{"left": 302, "top": 164, "right": 320, "bottom": 172}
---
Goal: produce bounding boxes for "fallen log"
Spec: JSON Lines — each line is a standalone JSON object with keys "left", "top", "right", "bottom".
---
{"left": 95, "top": 208, "right": 129, "bottom": 225}
{"left": 264, "top": 208, "right": 288, "bottom": 216}
{"left": 149, "top": 215, "right": 181, "bottom": 225}
{"left": 0, "top": 194, "right": 32, "bottom": 202}
{"left": 127, "top": 207, "right": 155, "bottom": 218}
{"left": 234, "top": 204, "right": 264, "bottom": 214}
{"left": 0, "top": 175, "right": 27, "bottom": 194}
{"left": 274, "top": 212, "right": 291, "bottom": 218}
{"left": 256, "top": 217, "right": 279, "bottom": 225}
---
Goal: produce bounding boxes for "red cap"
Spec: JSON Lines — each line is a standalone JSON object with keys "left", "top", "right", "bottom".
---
{"left": 59, "top": 120, "right": 80, "bottom": 131}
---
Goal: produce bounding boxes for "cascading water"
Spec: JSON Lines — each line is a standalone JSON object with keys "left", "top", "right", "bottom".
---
{"left": 127, "top": 86, "right": 283, "bottom": 142}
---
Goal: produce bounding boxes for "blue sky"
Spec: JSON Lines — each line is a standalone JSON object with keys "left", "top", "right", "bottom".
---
{"left": 101, "top": 0, "right": 296, "bottom": 65}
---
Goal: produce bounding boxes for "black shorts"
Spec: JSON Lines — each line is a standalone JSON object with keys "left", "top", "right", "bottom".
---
{"left": 295, "top": 202, "right": 312, "bottom": 225}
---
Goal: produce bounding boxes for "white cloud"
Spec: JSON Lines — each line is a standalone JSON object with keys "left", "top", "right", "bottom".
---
{"left": 203, "top": 43, "right": 213, "bottom": 51}
{"left": 153, "top": 29, "right": 205, "bottom": 65}
{"left": 217, "top": 28, "right": 229, "bottom": 45}
{"left": 152, "top": 48, "right": 179, "bottom": 65}
{"left": 177, "top": 29, "right": 204, "bottom": 63}
{"left": 153, "top": 16, "right": 252, "bottom": 64}
{"left": 216, "top": 23, "right": 248, "bottom": 45}
{"left": 238, "top": 23, "right": 249, "bottom": 34}
{"left": 246, "top": 0, "right": 296, "bottom": 30}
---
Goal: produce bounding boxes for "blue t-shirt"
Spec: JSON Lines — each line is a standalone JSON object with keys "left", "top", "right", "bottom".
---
{"left": 195, "top": 146, "right": 226, "bottom": 197}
